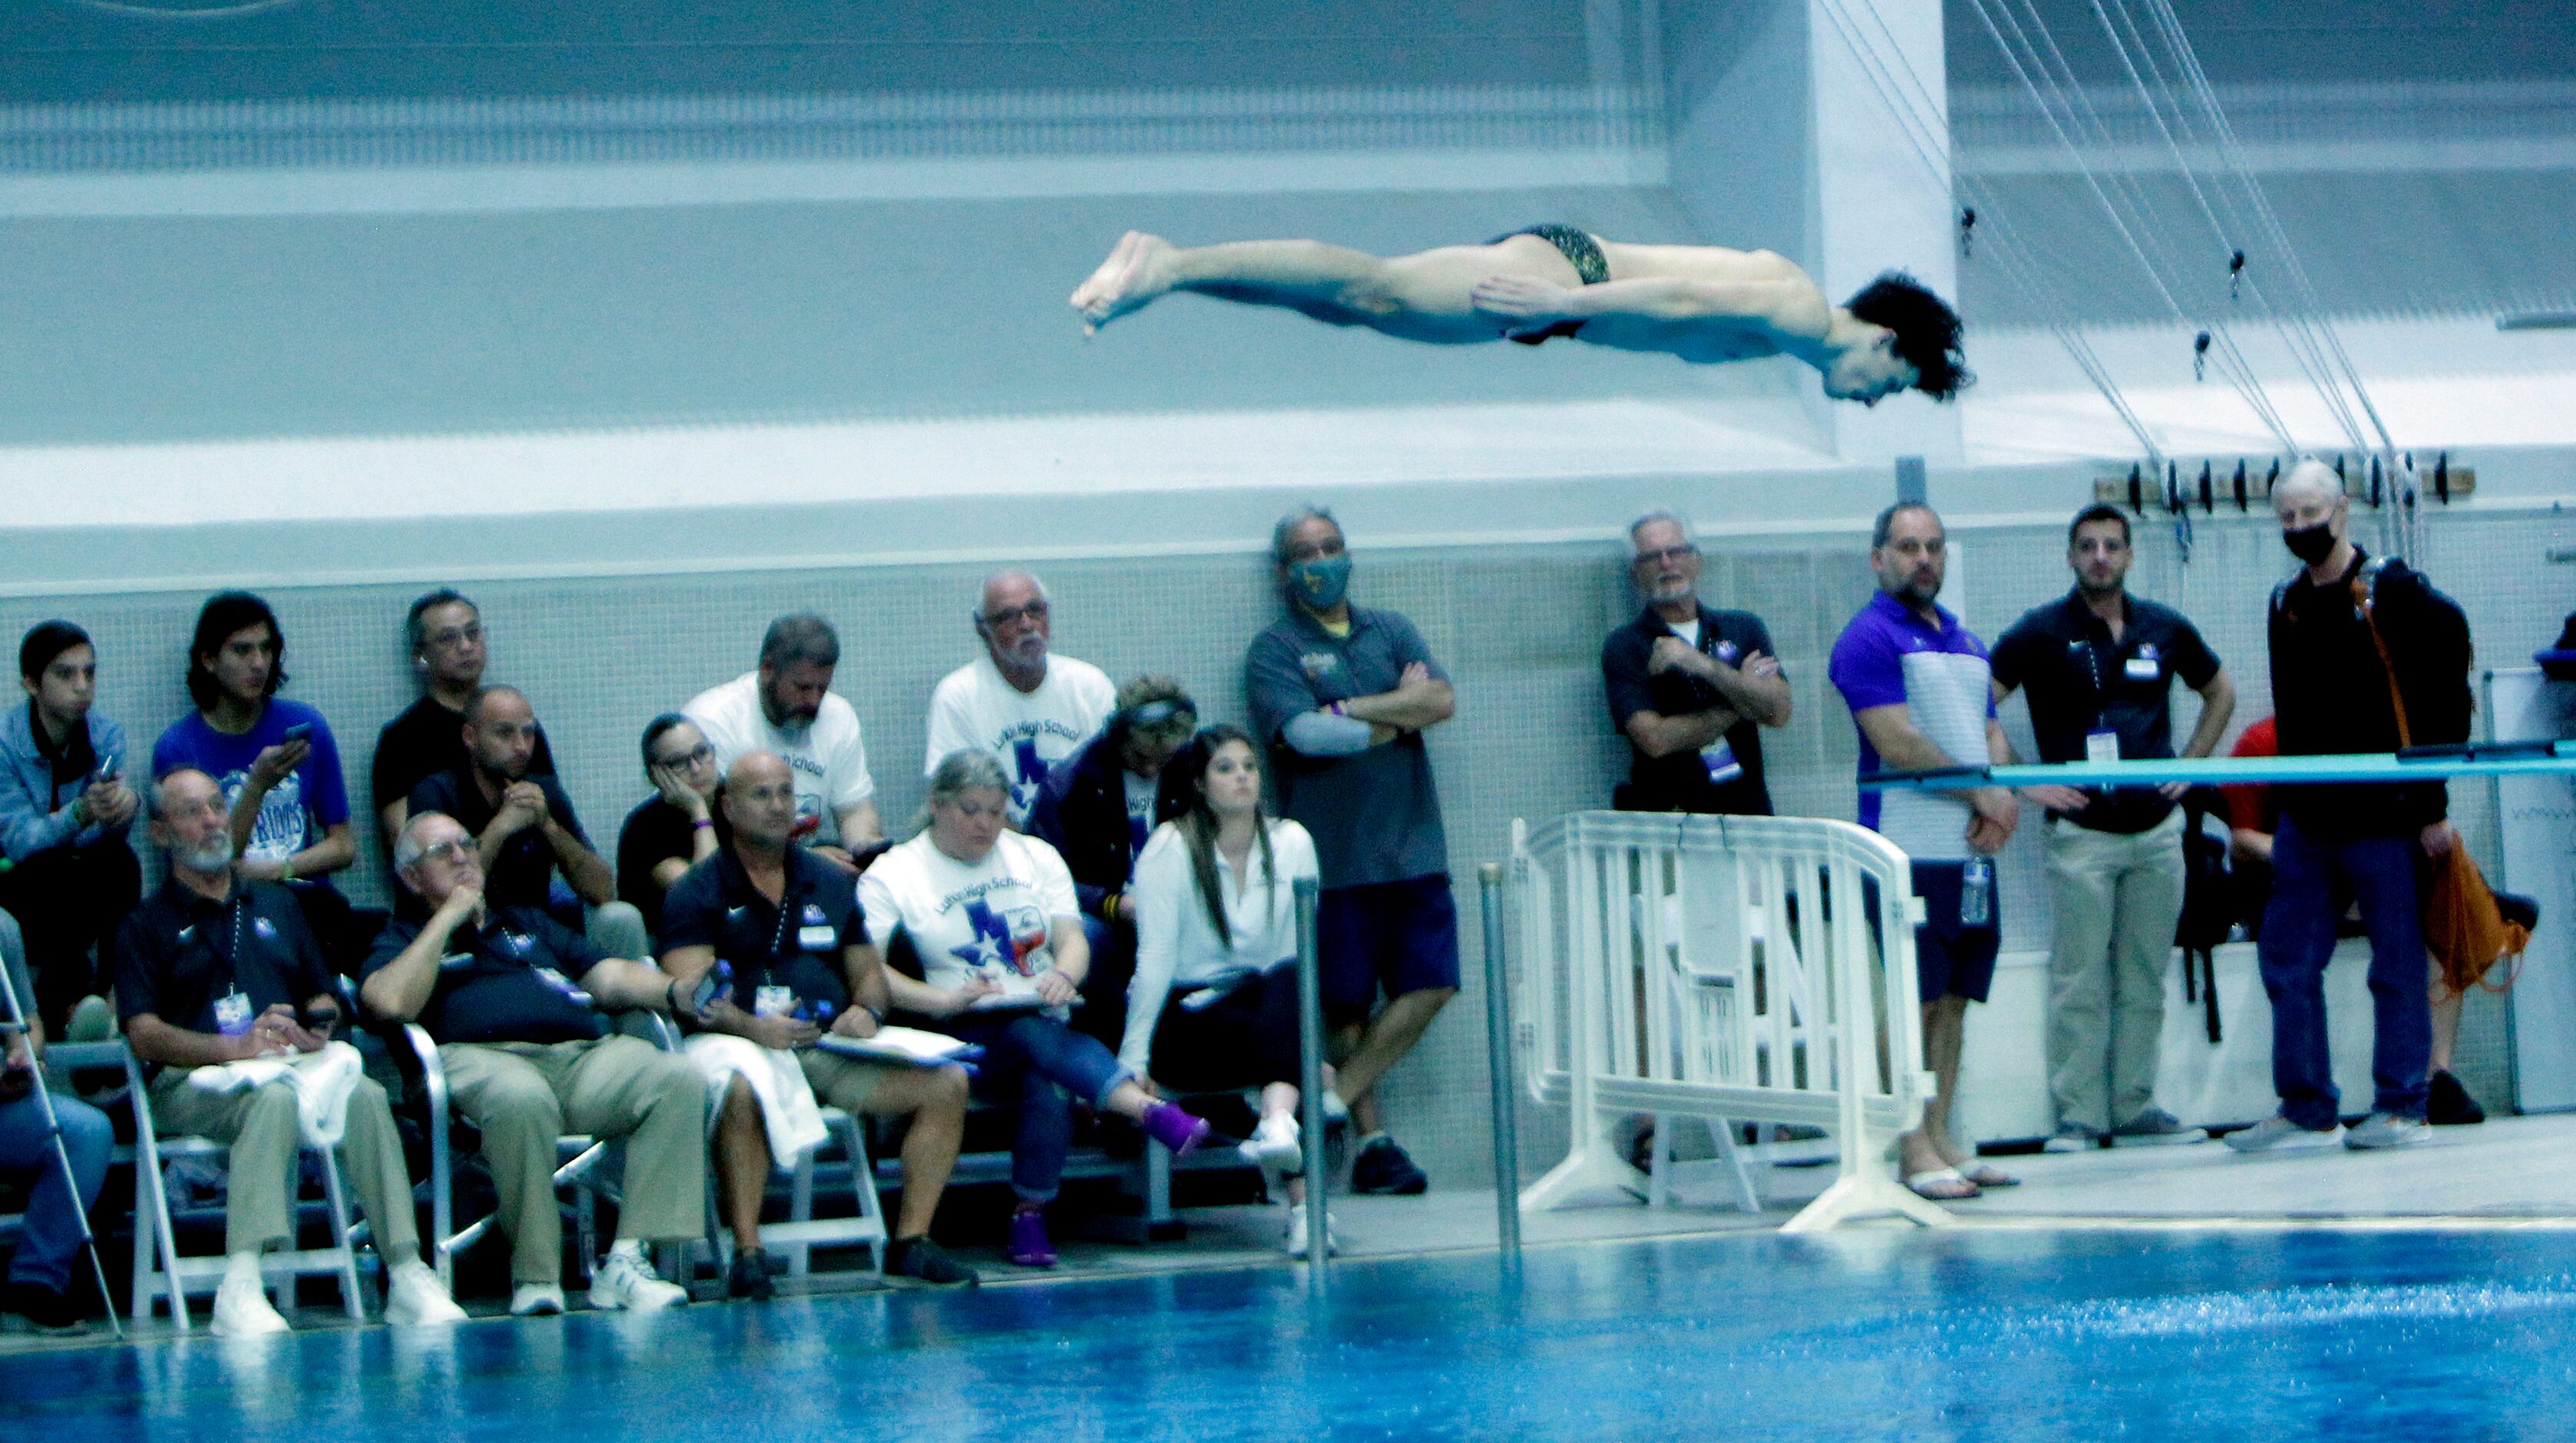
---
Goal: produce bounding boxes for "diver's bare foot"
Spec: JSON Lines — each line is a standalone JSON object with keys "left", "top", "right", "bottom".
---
{"left": 1070, "top": 231, "right": 1176, "bottom": 333}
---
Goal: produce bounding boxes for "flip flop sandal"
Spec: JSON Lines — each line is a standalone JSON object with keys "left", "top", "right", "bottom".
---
{"left": 1960, "top": 1165, "right": 2020, "bottom": 1189}
{"left": 1904, "top": 1166, "right": 1980, "bottom": 1201}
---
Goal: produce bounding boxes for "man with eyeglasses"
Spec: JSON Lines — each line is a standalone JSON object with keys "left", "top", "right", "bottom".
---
{"left": 1600, "top": 511, "right": 1793, "bottom": 816}
{"left": 616, "top": 714, "right": 724, "bottom": 944}
{"left": 1027, "top": 676, "right": 1200, "bottom": 1047}
{"left": 923, "top": 572, "right": 1117, "bottom": 828}
{"left": 360, "top": 810, "right": 701, "bottom": 1316}
{"left": 373, "top": 589, "right": 557, "bottom": 864}
{"left": 685, "top": 613, "right": 884, "bottom": 873}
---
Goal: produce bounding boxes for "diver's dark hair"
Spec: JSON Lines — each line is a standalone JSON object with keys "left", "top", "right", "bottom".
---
{"left": 1844, "top": 270, "right": 1971, "bottom": 402}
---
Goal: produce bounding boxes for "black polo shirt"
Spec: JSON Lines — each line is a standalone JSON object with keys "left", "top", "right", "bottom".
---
{"left": 372, "top": 695, "right": 556, "bottom": 818}
{"left": 1990, "top": 590, "right": 2222, "bottom": 834}
{"left": 1600, "top": 603, "right": 1778, "bottom": 816}
{"left": 114, "top": 877, "right": 332, "bottom": 1036}
{"left": 361, "top": 904, "right": 607, "bottom": 1046}
{"left": 659, "top": 844, "right": 867, "bottom": 1019}
{"left": 409, "top": 765, "right": 592, "bottom": 912}
{"left": 618, "top": 795, "right": 718, "bottom": 940}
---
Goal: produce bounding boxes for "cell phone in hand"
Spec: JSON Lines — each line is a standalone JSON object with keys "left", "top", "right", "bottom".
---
{"left": 280, "top": 722, "right": 315, "bottom": 745}
{"left": 298, "top": 1005, "right": 340, "bottom": 1034}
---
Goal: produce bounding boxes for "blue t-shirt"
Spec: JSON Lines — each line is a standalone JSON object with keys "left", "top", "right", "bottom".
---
{"left": 151, "top": 699, "right": 352, "bottom": 864}
{"left": 1827, "top": 591, "right": 1996, "bottom": 861}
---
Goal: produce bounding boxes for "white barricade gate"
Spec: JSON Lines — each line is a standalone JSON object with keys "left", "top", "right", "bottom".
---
{"left": 1511, "top": 811, "right": 1951, "bottom": 1232}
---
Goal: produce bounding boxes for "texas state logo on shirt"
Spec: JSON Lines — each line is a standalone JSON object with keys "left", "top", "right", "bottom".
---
{"left": 949, "top": 897, "right": 1049, "bottom": 977}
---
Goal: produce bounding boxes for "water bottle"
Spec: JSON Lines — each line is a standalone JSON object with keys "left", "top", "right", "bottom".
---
{"left": 1960, "top": 859, "right": 1993, "bottom": 927}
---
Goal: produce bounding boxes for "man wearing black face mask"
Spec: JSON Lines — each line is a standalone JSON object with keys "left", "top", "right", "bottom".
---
{"left": 2228, "top": 460, "right": 2471, "bottom": 1156}
{"left": 1245, "top": 506, "right": 1458, "bottom": 1196}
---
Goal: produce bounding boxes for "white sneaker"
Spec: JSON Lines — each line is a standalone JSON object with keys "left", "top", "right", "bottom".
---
{"left": 587, "top": 1248, "right": 688, "bottom": 1312}
{"left": 1284, "top": 1202, "right": 1340, "bottom": 1259}
{"left": 2343, "top": 1113, "right": 2429, "bottom": 1151}
{"left": 211, "top": 1272, "right": 291, "bottom": 1338}
{"left": 1320, "top": 1090, "right": 1349, "bottom": 1125}
{"left": 383, "top": 1261, "right": 468, "bottom": 1325}
{"left": 2222, "top": 1115, "right": 2346, "bottom": 1153}
{"left": 508, "top": 1284, "right": 565, "bottom": 1317}
{"left": 1237, "top": 1114, "right": 1303, "bottom": 1190}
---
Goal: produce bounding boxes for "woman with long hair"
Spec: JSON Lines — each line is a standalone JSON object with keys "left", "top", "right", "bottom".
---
{"left": 1124, "top": 725, "right": 1331, "bottom": 1254}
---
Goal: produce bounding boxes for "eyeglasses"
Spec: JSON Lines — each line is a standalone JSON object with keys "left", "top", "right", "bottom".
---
{"left": 653, "top": 743, "right": 716, "bottom": 769}
{"left": 412, "top": 839, "right": 473, "bottom": 867}
{"left": 1634, "top": 546, "right": 1699, "bottom": 566}
{"left": 979, "top": 601, "right": 1050, "bottom": 629}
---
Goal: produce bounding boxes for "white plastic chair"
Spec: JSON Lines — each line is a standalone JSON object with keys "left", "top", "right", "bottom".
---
{"left": 125, "top": 1047, "right": 367, "bottom": 1329}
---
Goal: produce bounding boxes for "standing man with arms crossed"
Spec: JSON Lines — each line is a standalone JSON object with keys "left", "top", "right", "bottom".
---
{"left": 1246, "top": 506, "right": 1457, "bottom": 1196}
{"left": 1600, "top": 511, "right": 1792, "bottom": 814}
{"left": 1990, "top": 504, "right": 2235, "bottom": 1153}
{"left": 1828, "top": 503, "right": 2020, "bottom": 1200}
{"left": 2227, "top": 460, "right": 2471, "bottom": 1153}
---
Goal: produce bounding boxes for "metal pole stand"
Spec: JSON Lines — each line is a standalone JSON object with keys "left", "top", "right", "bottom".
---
{"left": 1292, "top": 877, "right": 1331, "bottom": 1289}
{"left": 0, "top": 958, "right": 121, "bottom": 1338}
{"left": 1476, "top": 864, "right": 1522, "bottom": 1272}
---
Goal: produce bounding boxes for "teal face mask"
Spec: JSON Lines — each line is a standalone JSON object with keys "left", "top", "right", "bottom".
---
{"left": 1288, "top": 553, "right": 1353, "bottom": 611}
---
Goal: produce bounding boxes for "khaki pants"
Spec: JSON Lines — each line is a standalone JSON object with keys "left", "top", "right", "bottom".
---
{"left": 439, "top": 1036, "right": 706, "bottom": 1285}
{"left": 148, "top": 1069, "right": 420, "bottom": 1260}
{"left": 798, "top": 1049, "right": 895, "bottom": 1115}
{"left": 2044, "top": 811, "right": 2186, "bottom": 1133}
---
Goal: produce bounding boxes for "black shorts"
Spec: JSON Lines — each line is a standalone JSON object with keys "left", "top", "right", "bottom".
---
{"left": 1908, "top": 861, "right": 2001, "bottom": 1003}
{"left": 1316, "top": 874, "right": 1461, "bottom": 1022}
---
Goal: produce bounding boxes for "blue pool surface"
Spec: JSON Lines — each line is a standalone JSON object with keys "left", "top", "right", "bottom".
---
{"left": 4, "top": 1228, "right": 2563, "bottom": 1440}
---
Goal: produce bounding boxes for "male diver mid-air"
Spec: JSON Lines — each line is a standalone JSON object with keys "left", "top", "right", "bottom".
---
{"left": 1071, "top": 227, "right": 1968, "bottom": 406}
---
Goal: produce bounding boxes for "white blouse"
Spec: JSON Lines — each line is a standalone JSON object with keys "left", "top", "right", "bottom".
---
{"left": 1120, "top": 818, "right": 1320, "bottom": 1076}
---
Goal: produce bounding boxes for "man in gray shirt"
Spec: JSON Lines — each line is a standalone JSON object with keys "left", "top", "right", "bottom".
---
{"left": 1246, "top": 506, "right": 1457, "bottom": 1194}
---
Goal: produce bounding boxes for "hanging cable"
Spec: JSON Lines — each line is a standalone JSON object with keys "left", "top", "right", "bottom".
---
{"left": 1811, "top": 0, "right": 2167, "bottom": 466}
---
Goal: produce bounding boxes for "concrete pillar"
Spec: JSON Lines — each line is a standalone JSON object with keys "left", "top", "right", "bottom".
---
{"left": 1664, "top": 0, "right": 1964, "bottom": 466}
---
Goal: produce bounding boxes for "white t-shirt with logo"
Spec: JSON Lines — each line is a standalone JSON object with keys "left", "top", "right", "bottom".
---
{"left": 1121, "top": 770, "right": 1159, "bottom": 861}
{"left": 682, "top": 672, "right": 876, "bottom": 844}
{"left": 858, "top": 831, "right": 1083, "bottom": 1019}
{"left": 921, "top": 653, "right": 1117, "bottom": 823}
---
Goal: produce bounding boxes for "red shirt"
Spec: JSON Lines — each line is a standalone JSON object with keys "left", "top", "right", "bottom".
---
{"left": 2222, "top": 717, "right": 2278, "bottom": 835}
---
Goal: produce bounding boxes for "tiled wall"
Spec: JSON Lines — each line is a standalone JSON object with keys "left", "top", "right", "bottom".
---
{"left": 14, "top": 499, "right": 2561, "bottom": 1187}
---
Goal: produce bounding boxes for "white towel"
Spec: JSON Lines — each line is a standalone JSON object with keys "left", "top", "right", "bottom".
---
{"left": 185, "top": 1040, "right": 366, "bottom": 1148}
{"left": 684, "top": 1033, "right": 830, "bottom": 1170}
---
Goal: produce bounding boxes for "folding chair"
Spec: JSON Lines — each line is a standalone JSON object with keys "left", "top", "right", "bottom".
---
{"left": 397, "top": 1023, "right": 616, "bottom": 1292}
{"left": 719, "top": 1105, "right": 887, "bottom": 1280}
{"left": 126, "top": 1047, "right": 367, "bottom": 1329}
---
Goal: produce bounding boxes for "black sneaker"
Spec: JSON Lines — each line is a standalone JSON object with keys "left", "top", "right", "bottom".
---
{"left": 2428, "top": 1070, "right": 2487, "bottom": 1126}
{"left": 3, "top": 1281, "right": 88, "bottom": 1335}
{"left": 728, "top": 1246, "right": 777, "bottom": 1301}
{"left": 1350, "top": 1136, "right": 1429, "bottom": 1196}
{"left": 885, "top": 1235, "right": 980, "bottom": 1288}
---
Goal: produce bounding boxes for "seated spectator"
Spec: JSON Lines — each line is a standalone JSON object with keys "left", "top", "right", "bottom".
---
{"left": 924, "top": 572, "right": 1117, "bottom": 826}
{"left": 685, "top": 614, "right": 883, "bottom": 871}
{"left": 616, "top": 714, "right": 722, "bottom": 943}
{"left": 858, "top": 750, "right": 1211, "bottom": 1269}
{"left": 117, "top": 769, "right": 463, "bottom": 1337}
{"left": 360, "top": 811, "right": 702, "bottom": 1316}
{"left": 150, "top": 592, "right": 363, "bottom": 962}
{"left": 373, "top": 589, "right": 556, "bottom": 860}
{"left": 659, "top": 751, "right": 978, "bottom": 1292}
{"left": 1025, "top": 675, "right": 1199, "bottom": 1046}
{"left": 0, "top": 622, "right": 141, "bottom": 1036}
{"left": 1121, "top": 726, "right": 1330, "bottom": 1255}
{"left": 0, "top": 908, "right": 112, "bottom": 1332}
{"left": 407, "top": 686, "right": 645, "bottom": 959}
